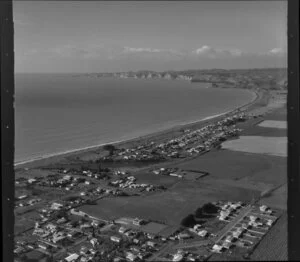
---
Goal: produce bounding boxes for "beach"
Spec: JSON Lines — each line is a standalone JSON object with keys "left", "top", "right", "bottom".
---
{"left": 14, "top": 87, "right": 262, "bottom": 170}
{"left": 15, "top": 75, "right": 257, "bottom": 164}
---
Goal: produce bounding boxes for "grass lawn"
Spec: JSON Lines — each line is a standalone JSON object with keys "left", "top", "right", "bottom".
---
{"left": 80, "top": 180, "right": 259, "bottom": 226}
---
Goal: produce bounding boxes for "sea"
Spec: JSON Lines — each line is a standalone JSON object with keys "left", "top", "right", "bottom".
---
{"left": 15, "top": 73, "right": 256, "bottom": 164}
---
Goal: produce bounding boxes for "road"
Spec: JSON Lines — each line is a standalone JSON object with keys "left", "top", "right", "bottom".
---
{"left": 214, "top": 205, "right": 253, "bottom": 244}
{"left": 147, "top": 242, "right": 174, "bottom": 262}
{"left": 174, "top": 239, "right": 210, "bottom": 249}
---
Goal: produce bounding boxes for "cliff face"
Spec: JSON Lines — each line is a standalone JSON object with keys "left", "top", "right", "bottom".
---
{"left": 89, "top": 68, "right": 287, "bottom": 90}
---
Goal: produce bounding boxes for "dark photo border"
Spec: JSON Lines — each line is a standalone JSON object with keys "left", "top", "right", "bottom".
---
{"left": 1, "top": 1, "right": 15, "bottom": 262}
{"left": 287, "top": 0, "right": 300, "bottom": 261}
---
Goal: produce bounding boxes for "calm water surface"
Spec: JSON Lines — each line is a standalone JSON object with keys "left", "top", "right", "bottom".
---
{"left": 15, "top": 74, "right": 255, "bottom": 163}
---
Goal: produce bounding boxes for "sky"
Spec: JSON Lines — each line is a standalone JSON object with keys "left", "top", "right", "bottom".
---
{"left": 13, "top": 1, "right": 287, "bottom": 73}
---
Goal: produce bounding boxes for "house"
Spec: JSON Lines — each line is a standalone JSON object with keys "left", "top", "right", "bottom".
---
{"left": 146, "top": 241, "right": 156, "bottom": 248}
{"left": 28, "top": 178, "right": 37, "bottom": 184}
{"left": 219, "top": 214, "right": 229, "bottom": 221}
{"left": 192, "top": 224, "right": 201, "bottom": 231}
{"left": 173, "top": 253, "right": 184, "bottom": 262}
{"left": 212, "top": 244, "right": 224, "bottom": 252}
{"left": 113, "top": 257, "right": 125, "bottom": 262}
{"left": 80, "top": 246, "right": 88, "bottom": 255}
{"left": 178, "top": 232, "right": 191, "bottom": 239}
{"left": 119, "top": 226, "right": 128, "bottom": 234}
{"left": 80, "top": 223, "right": 92, "bottom": 229}
{"left": 90, "top": 238, "right": 98, "bottom": 247}
{"left": 249, "top": 215, "right": 258, "bottom": 222}
{"left": 126, "top": 252, "right": 137, "bottom": 262}
{"left": 124, "top": 230, "right": 135, "bottom": 237}
{"left": 133, "top": 238, "right": 140, "bottom": 244}
{"left": 232, "top": 231, "right": 242, "bottom": 238}
{"left": 133, "top": 218, "right": 144, "bottom": 226}
{"left": 198, "top": 230, "right": 208, "bottom": 237}
{"left": 53, "top": 234, "right": 66, "bottom": 244}
{"left": 63, "top": 175, "right": 72, "bottom": 181}
{"left": 259, "top": 205, "right": 268, "bottom": 212}
{"left": 38, "top": 243, "right": 47, "bottom": 250}
{"left": 70, "top": 209, "right": 86, "bottom": 217}
{"left": 57, "top": 217, "right": 67, "bottom": 224}
{"left": 169, "top": 173, "right": 182, "bottom": 178}
{"left": 45, "top": 223, "right": 57, "bottom": 231}
{"left": 67, "top": 230, "right": 82, "bottom": 239}
{"left": 91, "top": 220, "right": 102, "bottom": 228}
{"left": 225, "top": 235, "right": 234, "bottom": 243}
{"left": 17, "top": 195, "right": 28, "bottom": 200}
{"left": 65, "top": 253, "right": 79, "bottom": 262}
{"left": 14, "top": 246, "right": 25, "bottom": 254}
{"left": 222, "top": 241, "right": 232, "bottom": 249}
{"left": 110, "top": 236, "right": 121, "bottom": 243}
{"left": 51, "top": 202, "right": 63, "bottom": 210}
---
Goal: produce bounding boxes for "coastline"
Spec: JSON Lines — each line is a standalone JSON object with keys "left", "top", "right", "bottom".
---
{"left": 14, "top": 88, "right": 261, "bottom": 169}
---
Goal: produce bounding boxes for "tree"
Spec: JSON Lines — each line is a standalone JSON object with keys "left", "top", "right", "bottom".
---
{"left": 195, "top": 208, "right": 203, "bottom": 218}
{"left": 103, "top": 144, "right": 116, "bottom": 156}
{"left": 202, "top": 203, "right": 219, "bottom": 214}
{"left": 181, "top": 214, "right": 196, "bottom": 227}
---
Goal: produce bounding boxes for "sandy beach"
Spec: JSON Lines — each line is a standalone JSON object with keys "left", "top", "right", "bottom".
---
{"left": 14, "top": 87, "right": 262, "bottom": 170}
{"left": 15, "top": 88, "right": 287, "bottom": 171}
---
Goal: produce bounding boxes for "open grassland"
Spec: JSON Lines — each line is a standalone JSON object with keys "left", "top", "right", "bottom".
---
{"left": 80, "top": 180, "right": 259, "bottom": 226}
{"left": 258, "top": 184, "right": 287, "bottom": 210}
{"left": 250, "top": 213, "right": 287, "bottom": 261}
{"left": 173, "top": 150, "right": 286, "bottom": 187}
{"left": 258, "top": 120, "right": 286, "bottom": 129}
{"left": 133, "top": 171, "right": 180, "bottom": 187}
{"left": 221, "top": 136, "right": 287, "bottom": 157}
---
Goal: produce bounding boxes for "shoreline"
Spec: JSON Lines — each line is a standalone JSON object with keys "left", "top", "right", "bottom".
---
{"left": 14, "top": 88, "right": 260, "bottom": 169}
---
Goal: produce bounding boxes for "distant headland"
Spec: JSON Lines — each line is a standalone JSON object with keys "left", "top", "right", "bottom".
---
{"left": 75, "top": 68, "right": 287, "bottom": 90}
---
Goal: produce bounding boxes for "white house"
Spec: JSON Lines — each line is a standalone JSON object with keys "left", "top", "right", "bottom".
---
{"left": 260, "top": 205, "right": 268, "bottom": 212}
{"left": 65, "top": 253, "right": 79, "bottom": 262}
{"left": 110, "top": 236, "right": 121, "bottom": 243}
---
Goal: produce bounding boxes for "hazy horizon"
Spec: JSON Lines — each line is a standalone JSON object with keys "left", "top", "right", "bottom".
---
{"left": 14, "top": 1, "right": 287, "bottom": 73}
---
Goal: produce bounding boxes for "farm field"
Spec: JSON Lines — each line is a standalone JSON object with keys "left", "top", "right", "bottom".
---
{"left": 133, "top": 171, "right": 180, "bottom": 187}
{"left": 240, "top": 125, "right": 287, "bottom": 137}
{"left": 173, "top": 150, "right": 286, "bottom": 187}
{"left": 221, "top": 136, "right": 287, "bottom": 157}
{"left": 258, "top": 183, "right": 287, "bottom": 210}
{"left": 250, "top": 212, "right": 287, "bottom": 261}
{"left": 258, "top": 120, "right": 286, "bottom": 129}
{"left": 80, "top": 180, "right": 259, "bottom": 226}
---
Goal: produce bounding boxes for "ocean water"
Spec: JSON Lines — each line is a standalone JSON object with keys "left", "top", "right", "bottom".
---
{"left": 15, "top": 74, "right": 255, "bottom": 163}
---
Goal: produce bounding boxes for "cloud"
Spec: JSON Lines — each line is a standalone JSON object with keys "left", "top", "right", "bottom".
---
{"left": 193, "top": 45, "right": 244, "bottom": 58}
{"left": 50, "top": 45, "right": 89, "bottom": 58}
{"left": 122, "top": 46, "right": 185, "bottom": 56}
{"left": 193, "top": 45, "right": 287, "bottom": 60}
{"left": 123, "top": 47, "right": 163, "bottom": 53}
{"left": 20, "top": 43, "right": 287, "bottom": 71}
{"left": 268, "top": 47, "right": 286, "bottom": 56}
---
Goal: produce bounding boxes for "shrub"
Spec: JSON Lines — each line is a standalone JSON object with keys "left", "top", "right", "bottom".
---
{"left": 202, "top": 203, "right": 219, "bottom": 214}
{"left": 181, "top": 214, "right": 196, "bottom": 227}
{"left": 103, "top": 144, "right": 116, "bottom": 156}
